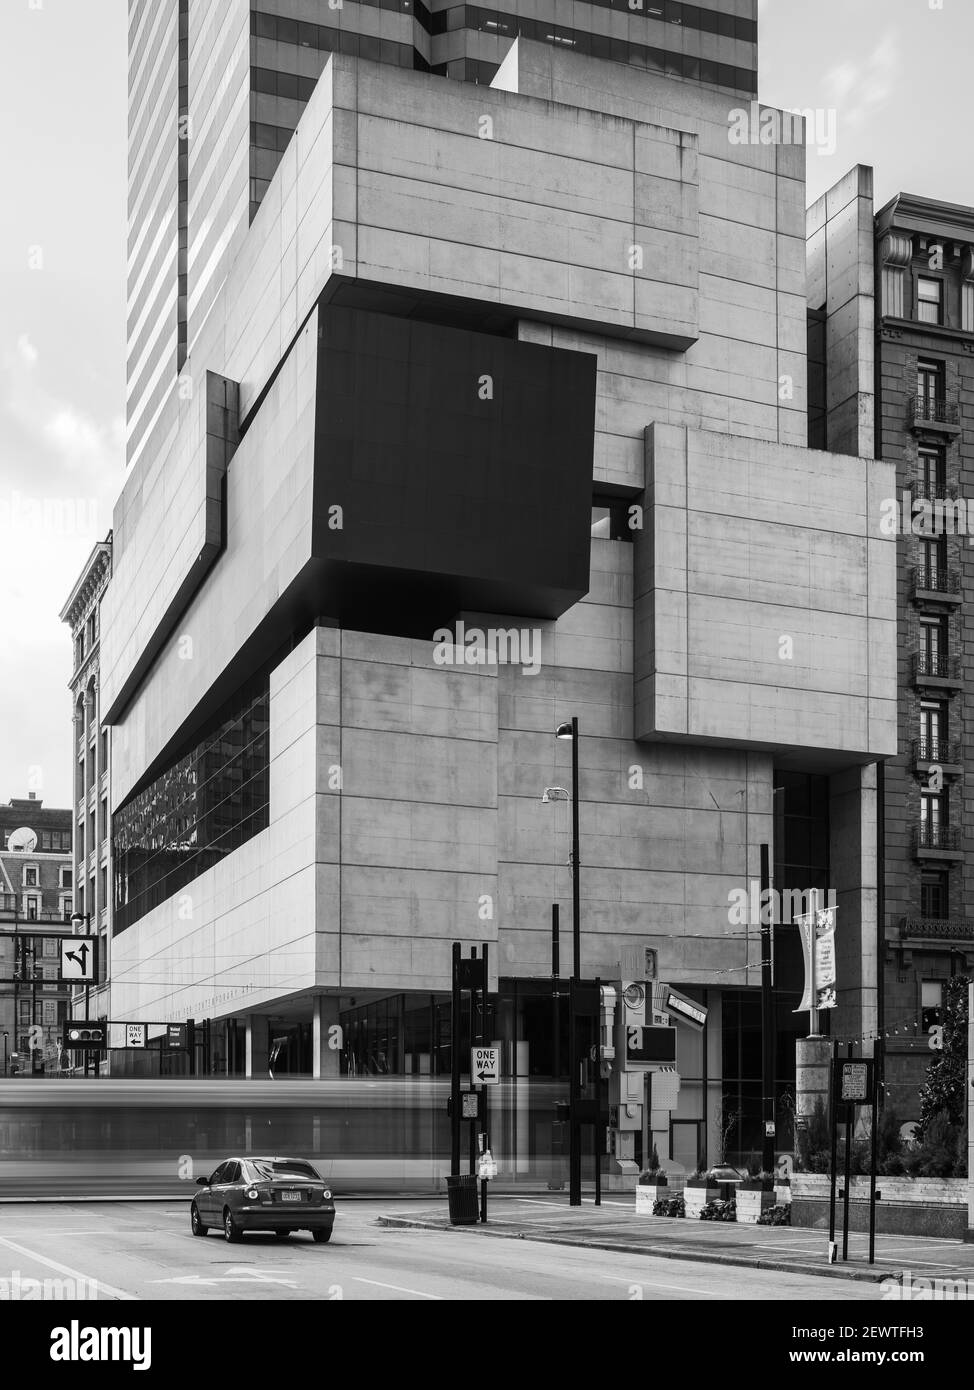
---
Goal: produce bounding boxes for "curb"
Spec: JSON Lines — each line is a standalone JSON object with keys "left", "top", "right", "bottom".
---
{"left": 375, "top": 1215, "right": 897, "bottom": 1284}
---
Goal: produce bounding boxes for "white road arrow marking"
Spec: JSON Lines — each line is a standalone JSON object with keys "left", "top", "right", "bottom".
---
{"left": 149, "top": 1267, "right": 298, "bottom": 1287}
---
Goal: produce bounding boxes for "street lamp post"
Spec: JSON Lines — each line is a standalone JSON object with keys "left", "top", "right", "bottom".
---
{"left": 545, "top": 717, "right": 585, "bottom": 1205}
{"left": 2, "top": 1032, "right": 7, "bottom": 1077}
{"left": 556, "top": 719, "right": 581, "bottom": 979}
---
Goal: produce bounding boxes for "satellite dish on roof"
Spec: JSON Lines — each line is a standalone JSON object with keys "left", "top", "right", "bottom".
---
{"left": 7, "top": 827, "right": 37, "bottom": 854}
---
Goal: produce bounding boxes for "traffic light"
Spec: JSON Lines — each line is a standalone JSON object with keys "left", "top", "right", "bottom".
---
{"left": 61, "top": 1021, "right": 108, "bottom": 1050}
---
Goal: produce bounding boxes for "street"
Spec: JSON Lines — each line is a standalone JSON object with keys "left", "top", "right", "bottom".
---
{"left": 0, "top": 1200, "right": 886, "bottom": 1301}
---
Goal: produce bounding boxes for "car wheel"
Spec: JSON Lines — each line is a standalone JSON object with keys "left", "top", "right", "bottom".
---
{"left": 274, "top": 1230, "right": 291, "bottom": 1240}
{"left": 191, "top": 1202, "right": 207, "bottom": 1237}
{"left": 312, "top": 1229, "right": 332, "bottom": 1243}
{"left": 223, "top": 1208, "right": 242, "bottom": 1243}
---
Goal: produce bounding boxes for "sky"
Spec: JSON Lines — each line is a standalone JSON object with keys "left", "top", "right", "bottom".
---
{"left": 0, "top": 0, "right": 972, "bottom": 808}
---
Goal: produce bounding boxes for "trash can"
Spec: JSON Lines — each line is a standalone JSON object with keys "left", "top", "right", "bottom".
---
{"left": 445, "top": 1174, "right": 480, "bottom": 1225}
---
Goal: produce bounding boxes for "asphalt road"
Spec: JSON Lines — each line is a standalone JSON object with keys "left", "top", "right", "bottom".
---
{"left": 0, "top": 1200, "right": 886, "bottom": 1301}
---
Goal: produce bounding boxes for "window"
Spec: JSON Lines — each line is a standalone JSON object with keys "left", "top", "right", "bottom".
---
{"left": 917, "top": 358, "right": 944, "bottom": 408}
{"left": 919, "top": 539, "right": 946, "bottom": 591}
{"left": 591, "top": 496, "right": 635, "bottom": 542}
{"left": 921, "top": 979, "right": 943, "bottom": 1030}
{"left": 113, "top": 676, "right": 270, "bottom": 934}
{"left": 24, "top": 896, "right": 39, "bottom": 921}
{"left": 919, "top": 700, "right": 945, "bottom": 758}
{"left": 61, "top": 867, "right": 72, "bottom": 889}
{"left": 917, "top": 277, "right": 944, "bottom": 325}
{"left": 917, "top": 445, "right": 945, "bottom": 498}
{"left": 920, "top": 790, "right": 945, "bottom": 831}
{"left": 920, "top": 871, "right": 948, "bottom": 919}
{"left": 61, "top": 899, "right": 73, "bottom": 923}
{"left": 23, "top": 866, "right": 38, "bottom": 888}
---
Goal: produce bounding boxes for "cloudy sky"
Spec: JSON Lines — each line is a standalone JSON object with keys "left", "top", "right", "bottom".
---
{"left": 0, "top": 0, "right": 971, "bottom": 808}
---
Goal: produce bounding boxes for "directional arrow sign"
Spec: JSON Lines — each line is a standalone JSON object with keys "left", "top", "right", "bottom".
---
{"left": 59, "top": 937, "right": 96, "bottom": 983}
{"left": 471, "top": 1046, "right": 499, "bottom": 1085}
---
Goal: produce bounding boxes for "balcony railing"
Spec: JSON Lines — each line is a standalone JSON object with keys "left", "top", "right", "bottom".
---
{"left": 0, "top": 897, "right": 73, "bottom": 923}
{"left": 909, "top": 395, "right": 960, "bottom": 428}
{"left": 901, "top": 916, "right": 974, "bottom": 941}
{"left": 912, "top": 737, "right": 962, "bottom": 764}
{"left": 912, "top": 652, "right": 961, "bottom": 680}
{"left": 911, "top": 567, "right": 961, "bottom": 598}
{"left": 910, "top": 477, "right": 958, "bottom": 502}
{"left": 913, "top": 824, "right": 961, "bottom": 852}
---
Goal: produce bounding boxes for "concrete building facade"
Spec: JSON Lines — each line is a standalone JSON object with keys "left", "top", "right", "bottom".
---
{"left": 126, "top": 0, "right": 756, "bottom": 472}
{"left": 107, "top": 21, "right": 895, "bottom": 1173}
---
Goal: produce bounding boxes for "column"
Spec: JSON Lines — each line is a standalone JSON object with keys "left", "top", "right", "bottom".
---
{"left": 312, "top": 995, "right": 343, "bottom": 1079}
{"left": 245, "top": 1014, "right": 269, "bottom": 1079}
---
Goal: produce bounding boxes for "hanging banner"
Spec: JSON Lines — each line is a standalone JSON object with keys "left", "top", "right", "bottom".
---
{"left": 794, "top": 906, "right": 838, "bottom": 1012}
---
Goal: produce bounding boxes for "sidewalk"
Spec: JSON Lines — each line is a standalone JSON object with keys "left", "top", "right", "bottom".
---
{"left": 378, "top": 1193, "right": 974, "bottom": 1285}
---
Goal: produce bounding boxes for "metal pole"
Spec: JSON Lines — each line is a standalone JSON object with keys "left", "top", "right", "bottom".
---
{"left": 480, "top": 942, "right": 488, "bottom": 1223}
{"left": 760, "top": 843, "right": 774, "bottom": 1171}
{"left": 868, "top": 1052, "right": 879, "bottom": 1265}
{"left": 828, "top": 1039, "right": 838, "bottom": 1253}
{"left": 569, "top": 717, "right": 581, "bottom": 1208}
{"left": 842, "top": 1042, "right": 853, "bottom": 1261}
{"left": 571, "top": 716, "right": 580, "bottom": 980}
{"left": 569, "top": 977, "right": 580, "bottom": 1206}
{"left": 451, "top": 941, "right": 461, "bottom": 1176}
{"left": 468, "top": 949, "right": 477, "bottom": 1177}
{"left": 594, "top": 975, "right": 602, "bottom": 1207}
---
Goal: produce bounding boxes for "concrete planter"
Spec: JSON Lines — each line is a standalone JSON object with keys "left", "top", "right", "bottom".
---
{"left": 635, "top": 1181, "right": 668, "bottom": 1214}
{"left": 684, "top": 1183, "right": 720, "bottom": 1218}
{"left": 736, "top": 1187, "right": 776, "bottom": 1225}
{"left": 792, "top": 1173, "right": 968, "bottom": 1238}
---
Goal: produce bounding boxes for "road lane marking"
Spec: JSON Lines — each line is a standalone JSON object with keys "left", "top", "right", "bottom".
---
{"left": 0, "top": 1235, "right": 137, "bottom": 1301}
{"left": 354, "top": 1277, "right": 442, "bottom": 1299}
{"left": 600, "top": 1273, "right": 735, "bottom": 1298}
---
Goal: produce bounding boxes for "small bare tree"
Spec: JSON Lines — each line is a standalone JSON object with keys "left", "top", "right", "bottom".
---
{"left": 712, "top": 1095, "right": 739, "bottom": 1166}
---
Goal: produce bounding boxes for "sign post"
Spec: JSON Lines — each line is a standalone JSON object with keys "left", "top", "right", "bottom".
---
{"left": 830, "top": 1051, "right": 877, "bottom": 1262}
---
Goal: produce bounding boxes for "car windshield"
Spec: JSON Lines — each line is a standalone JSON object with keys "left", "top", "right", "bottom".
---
{"left": 247, "top": 1160, "right": 320, "bottom": 1181}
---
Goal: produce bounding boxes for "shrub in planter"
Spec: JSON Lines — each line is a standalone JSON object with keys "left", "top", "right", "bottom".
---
{"left": 652, "top": 1195, "right": 685, "bottom": 1218}
{"left": 757, "top": 1203, "right": 791, "bottom": 1227}
{"left": 635, "top": 1155, "right": 669, "bottom": 1213}
{"left": 737, "top": 1171, "right": 776, "bottom": 1224}
{"left": 684, "top": 1169, "right": 721, "bottom": 1218}
{"left": 699, "top": 1198, "right": 736, "bottom": 1222}
{"left": 739, "top": 1170, "right": 775, "bottom": 1191}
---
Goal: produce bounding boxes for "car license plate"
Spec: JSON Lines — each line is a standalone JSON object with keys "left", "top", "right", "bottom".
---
{"left": 281, "top": 1191, "right": 301, "bottom": 1202}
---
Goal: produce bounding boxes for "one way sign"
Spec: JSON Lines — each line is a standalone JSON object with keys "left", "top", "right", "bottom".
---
{"left": 471, "top": 1046, "right": 499, "bottom": 1085}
